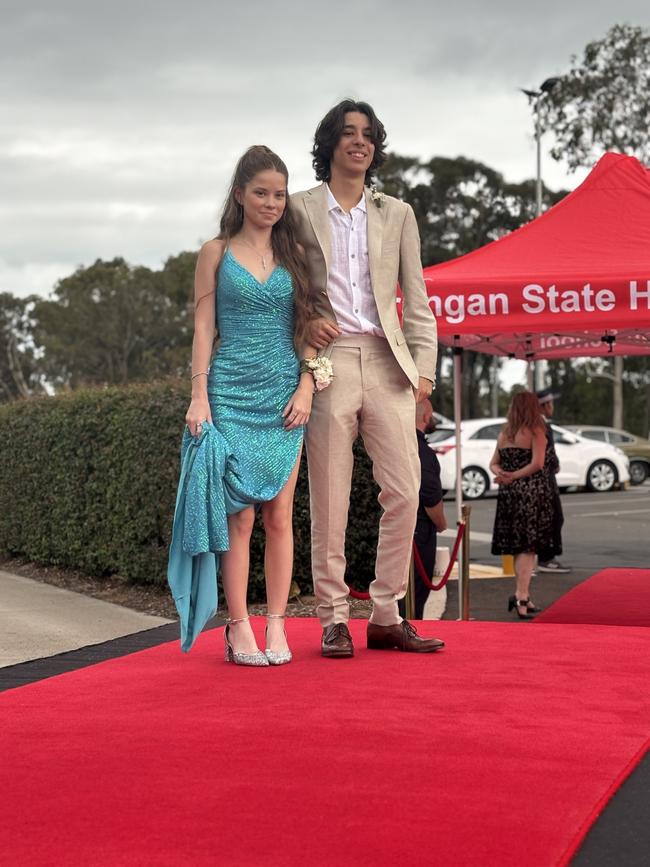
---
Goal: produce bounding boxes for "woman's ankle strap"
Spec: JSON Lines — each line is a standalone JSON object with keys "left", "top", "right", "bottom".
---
{"left": 228, "top": 615, "right": 250, "bottom": 625}
{"left": 266, "top": 613, "right": 286, "bottom": 619}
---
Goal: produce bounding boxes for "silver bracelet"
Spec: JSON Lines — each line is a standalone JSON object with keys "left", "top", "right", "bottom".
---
{"left": 191, "top": 371, "right": 209, "bottom": 381}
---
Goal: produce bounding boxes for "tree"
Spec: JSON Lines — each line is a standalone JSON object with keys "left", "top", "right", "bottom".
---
{"left": 33, "top": 257, "right": 194, "bottom": 389}
{"left": 544, "top": 356, "right": 650, "bottom": 436}
{"left": 623, "top": 357, "right": 650, "bottom": 436}
{"left": 378, "top": 154, "right": 565, "bottom": 267}
{"left": 539, "top": 24, "right": 650, "bottom": 172}
{"left": 377, "top": 154, "right": 566, "bottom": 417}
{"left": 539, "top": 23, "right": 650, "bottom": 427}
{"left": 0, "top": 292, "right": 45, "bottom": 402}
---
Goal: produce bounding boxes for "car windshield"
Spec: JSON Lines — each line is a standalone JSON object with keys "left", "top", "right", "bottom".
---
{"left": 427, "top": 427, "right": 454, "bottom": 444}
{"left": 580, "top": 429, "right": 607, "bottom": 442}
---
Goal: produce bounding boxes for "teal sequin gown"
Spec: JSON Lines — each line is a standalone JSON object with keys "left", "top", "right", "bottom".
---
{"left": 167, "top": 249, "right": 303, "bottom": 651}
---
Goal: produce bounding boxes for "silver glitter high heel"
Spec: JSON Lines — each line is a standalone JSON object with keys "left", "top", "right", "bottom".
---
{"left": 224, "top": 616, "right": 269, "bottom": 666}
{"left": 264, "top": 613, "right": 292, "bottom": 666}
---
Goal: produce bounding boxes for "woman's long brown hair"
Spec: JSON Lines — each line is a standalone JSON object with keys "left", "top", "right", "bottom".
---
{"left": 503, "top": 390, "right": 545, "bottom": 441}
{"left": 218, "top": 145, "right": 312, "bottom": 342}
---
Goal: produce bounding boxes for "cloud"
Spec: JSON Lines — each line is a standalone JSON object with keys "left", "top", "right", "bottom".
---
{"left": 1, "top": 0, "right": 648, "bottom": 295}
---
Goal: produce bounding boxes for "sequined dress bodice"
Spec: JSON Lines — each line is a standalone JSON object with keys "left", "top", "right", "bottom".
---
{"left": 207, "top": 249, "right": 302, "bottom": 496}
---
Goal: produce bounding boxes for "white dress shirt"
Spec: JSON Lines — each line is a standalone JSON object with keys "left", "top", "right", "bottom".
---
{"left": 326, "top": 186, "right": 385, "bottom": 336}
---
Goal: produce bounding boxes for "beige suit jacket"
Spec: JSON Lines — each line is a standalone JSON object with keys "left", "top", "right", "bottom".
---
{"left": 291, "top": 183, "right": 437, "bottom": 387}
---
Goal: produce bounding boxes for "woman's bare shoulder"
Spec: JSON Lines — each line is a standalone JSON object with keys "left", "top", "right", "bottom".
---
{"left": 199, "top": 238, "right": 226, "bottom": 265}
{"left": 512, "top": 426, "right": 535, "bottom": 447}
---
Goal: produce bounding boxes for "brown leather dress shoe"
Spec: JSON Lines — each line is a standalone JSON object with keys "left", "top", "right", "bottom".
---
{"left": 322, "top": 623, "right": 354, "bottom": 658}
{"left": 367, "top": 620, "right": 445, "bottom": 653}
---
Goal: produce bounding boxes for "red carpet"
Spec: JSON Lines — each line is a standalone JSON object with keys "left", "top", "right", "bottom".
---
{"left": 535, "top": 568, "right": 650, "bottom": 627}
{"left": 1, "top": 619, "right": 649, "bottom": 867}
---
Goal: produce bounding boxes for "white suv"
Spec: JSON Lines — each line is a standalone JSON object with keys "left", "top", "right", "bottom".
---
{"left": 429, "top": 417, "right": 630, "bottom": 499}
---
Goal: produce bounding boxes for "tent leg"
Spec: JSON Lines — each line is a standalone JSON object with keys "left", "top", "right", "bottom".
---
{"left": 453, "top": 347, "right": 465, "bottom": 619}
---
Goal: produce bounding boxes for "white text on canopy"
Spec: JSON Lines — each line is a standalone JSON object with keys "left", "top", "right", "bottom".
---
{"left": 427, "top": 280, "right": 649, "bottom": 324}
{"left": 522, "top": 284, "right": 615, "bottom": 314}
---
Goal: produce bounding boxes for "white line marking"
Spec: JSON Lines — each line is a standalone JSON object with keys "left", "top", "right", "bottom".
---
{"left": 563, "top": 496, "right": 650, "bottom": 508}
{"left": 573, "top": 508, "right": 650, "bottom": 518}
{"left": 440, "top": 529, "right": 493, "bottom": 543}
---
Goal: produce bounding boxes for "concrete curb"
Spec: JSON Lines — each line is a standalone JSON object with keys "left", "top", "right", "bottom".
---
{"left": 0, "top": 570, "right": 173, "bottom": 667}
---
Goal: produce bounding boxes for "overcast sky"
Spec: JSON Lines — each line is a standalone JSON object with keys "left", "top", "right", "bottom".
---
{"left": 2, "top": 0, "right": 649, "bottom": 300}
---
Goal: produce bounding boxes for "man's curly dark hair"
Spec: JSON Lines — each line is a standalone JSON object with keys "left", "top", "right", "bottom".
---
{"left": 311, "top": 99, "right": 387, "bottom": 186}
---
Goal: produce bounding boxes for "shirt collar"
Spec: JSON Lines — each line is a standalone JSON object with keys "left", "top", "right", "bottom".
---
{"left": 326, "top": 184, "right": 367, "bottom": 214}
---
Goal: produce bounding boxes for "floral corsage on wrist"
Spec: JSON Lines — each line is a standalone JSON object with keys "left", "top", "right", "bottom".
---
{"left": 300, "top": 356, "right": 334, "bottom": 391}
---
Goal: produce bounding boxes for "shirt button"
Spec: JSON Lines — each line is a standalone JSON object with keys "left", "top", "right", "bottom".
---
{"left": 354, "top": 308, "right": 359, "bottom": 313}
{"left": 351, "top": 254, "right": 355, "bottom": 259}
{"left": 352, "top": 282, "right": 356, "bottom": 287}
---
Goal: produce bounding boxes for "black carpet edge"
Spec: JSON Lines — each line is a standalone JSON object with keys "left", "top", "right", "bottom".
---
{"left": 0, "top": 616, "right": 224, "bottom": 693}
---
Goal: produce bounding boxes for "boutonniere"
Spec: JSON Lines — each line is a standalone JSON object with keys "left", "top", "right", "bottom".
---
{"left": 370, "top": 186, "right": 386, "bottom": 209}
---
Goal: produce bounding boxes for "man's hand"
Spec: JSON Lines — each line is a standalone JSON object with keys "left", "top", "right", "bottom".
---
{"left": 414, "top": 376, "right": 433, "bottom": 403}
{"left": 306, "top": 317, "right": 341, "bottom": 350}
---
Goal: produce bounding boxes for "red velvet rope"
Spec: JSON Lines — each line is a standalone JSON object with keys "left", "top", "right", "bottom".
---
{"left": 347, "top": 522, "right": 466, "bottom": 600}
{"left": 413, "top": 521, "right": 465, "bottom": 591}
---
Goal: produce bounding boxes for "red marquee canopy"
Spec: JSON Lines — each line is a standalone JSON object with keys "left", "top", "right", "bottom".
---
{"left": 422, "top": 152, "right": 650, "bottom": 359}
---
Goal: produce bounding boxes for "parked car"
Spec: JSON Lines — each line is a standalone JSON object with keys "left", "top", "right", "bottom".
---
{"left": 566, "top": 426, "right": 650, "bottom": 486}
{"left": 429, "top": 417, "right": 630, "bottom": 499}
{"left": 427, "top": 423, "right": 455, "bottom": 444}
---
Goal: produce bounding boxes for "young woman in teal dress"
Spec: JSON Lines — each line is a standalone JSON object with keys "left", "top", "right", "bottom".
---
{"left": 169, "top": 146, "right": 320, "bottom": 665}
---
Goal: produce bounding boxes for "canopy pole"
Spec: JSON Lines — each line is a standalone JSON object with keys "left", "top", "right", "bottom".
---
{"left": 453, "top": 344, "right": 465, "bottom": 619}
{"left": 535, "top": 93, "right": 542, "bottom": 217}
{"left": 453, "top": 345, "right": 464, "bottom": 525}
{"left": 526, "top": 360, "right": 534, "bottom": 390}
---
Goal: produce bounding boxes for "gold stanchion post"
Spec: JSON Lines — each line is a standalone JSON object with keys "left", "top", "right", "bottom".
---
{"left": 404, "top": 552, "right": 416, "bottom": 620}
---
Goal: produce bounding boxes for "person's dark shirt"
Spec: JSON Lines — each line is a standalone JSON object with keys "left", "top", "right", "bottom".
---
{"left": 544, "top": 419, "right": 560, "bottom": 475}
{"left": 416, "top": 429, "right": 443, "bottom": 535}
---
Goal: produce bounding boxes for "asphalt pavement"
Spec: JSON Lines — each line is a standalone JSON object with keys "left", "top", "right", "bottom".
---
{"left": 439, "top": 481, "right": 650, "bottom": 621}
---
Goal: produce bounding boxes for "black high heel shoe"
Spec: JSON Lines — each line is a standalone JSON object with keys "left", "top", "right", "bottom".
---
{"left": 508, "top": 595, "right": 535, "bottom": 620}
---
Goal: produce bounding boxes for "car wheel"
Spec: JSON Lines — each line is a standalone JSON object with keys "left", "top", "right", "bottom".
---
{"left": 629, "top": 460, "right": 649, "bottom": 486}
{"left": 586, "top": 460, "right": 617, "bottom": 492}
{"left": 462, "top": 467, "right": 489, "bottom": 500}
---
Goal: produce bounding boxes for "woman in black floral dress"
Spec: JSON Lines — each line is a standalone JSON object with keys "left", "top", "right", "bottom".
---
{"left": 490, "top": 391, "right": 554, "bottom": 619}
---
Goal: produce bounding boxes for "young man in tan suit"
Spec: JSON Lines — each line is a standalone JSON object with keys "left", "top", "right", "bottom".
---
{"left": 292, "top": 99, "right": 444, "bottom": 657}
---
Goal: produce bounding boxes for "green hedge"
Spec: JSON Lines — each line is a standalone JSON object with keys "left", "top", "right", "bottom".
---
{"left": 0, "top": 381, "right": 381, "bottom": 600}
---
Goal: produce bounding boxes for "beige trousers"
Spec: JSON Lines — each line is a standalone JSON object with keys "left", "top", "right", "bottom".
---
{"left": 305, "top": 335, "right": 420, "bottom": 627}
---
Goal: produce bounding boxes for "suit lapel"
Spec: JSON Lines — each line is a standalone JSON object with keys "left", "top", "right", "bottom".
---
{"left": 364, "top": 187, "right": 384, "bottom": 294}
{"left": 304, "top": 184, "right": 331, "bottom": 276}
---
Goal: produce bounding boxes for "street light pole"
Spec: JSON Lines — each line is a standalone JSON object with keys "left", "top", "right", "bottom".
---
{"left": 520, "top": 77, "right": 560, "bottom": 218}
{"left": 535, "top": 93, "right": 542, "bottom": 217}
{"left": 520, "top": 77, "right": 560, "bottom": 390}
